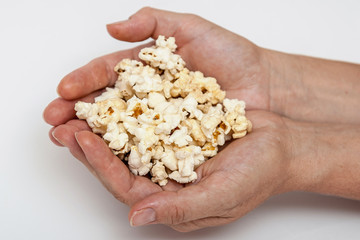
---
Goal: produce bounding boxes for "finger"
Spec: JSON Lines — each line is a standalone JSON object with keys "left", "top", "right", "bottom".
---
{"left": 128, "top": 168, "right": 228, "bottom": 227}
{"left": 49, "top": 119, "right": 91, "bottom": 147}
{"left": 49, "top": 126, "right": 64, "bottom": 147}
{"left": 52, "top": 123, "right": 95, "bottom": 174}
{"left": 161, "top": 179, "right": 183, "bottom": 192}
{"left": 57, "top": 45, "right": 146, "bottom": 100}
{"left": 107, "top": 7, "right": 183, "bottom": 43}
{"left": 75, "top": 131, "right": 162, "bottom": 206}
{"left": 245, "top": 110, "right": 282, "bottom": 130}
{"left": 65, "top": 119, "right": 92, "bottom": 131}
{"left": 43, "top": 90, "right": 101, "bottom": 126}
{"left": 107, "top": 7, "right": 211, "bottom": 47}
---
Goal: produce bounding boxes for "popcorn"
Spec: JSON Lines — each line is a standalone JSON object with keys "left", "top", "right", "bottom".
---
{"left": 201, "top": 143, "right": 218, "bottom": 158}
{"left": 103, "top": 122, "right": 128, "bottom": 152}
{"left": 168, "top": 126, "right": 193, "bottom": 147}
{"left": 75, "top": 35, "right": 252, "bottom": 186}
{"left": 180, "top": 95, "right": 203, "bottom": 120}
{"left": 223, "top": 98, "right": 252, "bottom": 138}
{"left": 160, "top": 145, "right": 178, "bottom": 171}
{"left": 200, "top": 104, "right": 223, "bottom": 140}
{"left": 175, "top": 146, "right": 204, "bottom": 177}
{"left": 128, "top": 146, "right": 152, "bottom": 175}
{"left": 168, "top": 171, "right": 197, "bottom": 184}
{"left": 151, "top": 161, "right": 168, "bottom": 186}
{"left": 139, "top": 36, "right": 185, "bottom": 74}
{"left": 183, "top": 119, "right": 206, "bottom": 146}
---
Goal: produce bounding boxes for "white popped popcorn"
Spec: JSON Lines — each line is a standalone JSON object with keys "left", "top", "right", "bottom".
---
{"left": 139, "top": 35, "right": 185, "bottom": 74}
{"left": 75, "top": 35, "right": 252, "bottom": 186}
{"left": 151, "top": 161, "right": 168, "bottom": 186}
{"left": 168, "top": 126, "right": 193, "bottom": 147}
{"left": 128, "top": 146, "right": 153, "bottom": 176}
{"left": 103, "top": 122, "right": 128, "bottom": 152}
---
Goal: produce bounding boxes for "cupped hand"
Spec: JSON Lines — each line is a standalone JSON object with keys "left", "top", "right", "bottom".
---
{"left": 50, "top": 110, "right": 296, "bottom": 232}
{"left": 43, "top": 7, "right": 271, "bottom": 129}
{"left": 127, "top": 110, "right": 295, "bottom": 232}
{"left": 43, "top": 7, "right": 287, "bottom": 232}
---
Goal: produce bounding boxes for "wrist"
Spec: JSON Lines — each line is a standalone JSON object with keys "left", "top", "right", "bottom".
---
{"left": 260, "top": 48, "right": 307, "bottom": 118}
{"left": 282, "top": 119, "right": 323, "bottom": 192}
{"left": 284, "top": 119, "right": 360, "bottom": 199}
{"left": 262, "top": 48, "right": 360, "bottom": 124}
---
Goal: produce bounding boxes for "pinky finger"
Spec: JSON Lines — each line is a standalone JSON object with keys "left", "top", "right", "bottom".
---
{"left": 49, "top": 126, "right": 64, "bottom": 147}
{"left": 52, "top": 124, "right": 96, "bottom": 176}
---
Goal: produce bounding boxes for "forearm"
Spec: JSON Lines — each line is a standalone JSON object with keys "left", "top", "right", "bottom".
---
{"left": 286, "top": 119, "right": 360, "bottom": 200}
{"left": 265, "top": 49, "right": 360, "bottom": 124}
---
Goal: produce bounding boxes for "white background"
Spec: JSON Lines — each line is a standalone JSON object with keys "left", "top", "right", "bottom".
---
{"left": 1, "top": 0, "right": 360, "bottom": 239}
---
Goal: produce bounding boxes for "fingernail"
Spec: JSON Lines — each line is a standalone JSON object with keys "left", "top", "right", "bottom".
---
{"left": 52, "top": 131, "right": 64, "bottom": 146}
{"left": 130, "top": 208, "right": 156, "bottom": 227}
{"left": 106, "top": 20, "right": 128, "bottom": 26}
{"left": 74, "top": 132, "right": 80, "bottom": 143}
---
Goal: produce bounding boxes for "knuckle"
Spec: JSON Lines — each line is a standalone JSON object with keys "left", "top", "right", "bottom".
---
{"left": 184, "top": 13, "right": 199, "bottom": 19}
{"left": 137, "top": 6, "right": 154, "bottom": 15}
{"left": 183, "top": 13, "right": 202, "bottom": 22}
{"left": 168, "top": 204, "right": 186, "bottom": 225}
{"left": 112, "top": 190, "right": 130, "bottom": 205}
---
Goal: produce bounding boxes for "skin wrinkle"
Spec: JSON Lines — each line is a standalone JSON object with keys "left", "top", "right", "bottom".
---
{"left": 172, "top": 200, "right": 186, "bottom": 225}
{"left": 173, "top": 187, "right": 269, "bottom": 232}
{"left": 211, "top": 173, "right": 247, "bottom": 214}
{"left": 171, "top": 217, "right": 229, "bottom": 232}
{"left": 121, "top": 177, "right": 152, "bottom": 207}
{"left": 104, "top": 58, "right": 117, "bottom": 87}
{"left": 263, "top": 49, "right": 281, "bottom": 114}
{"left": 258, "top": 48, "right": 274, "bottom": 111}
{"left": 278, "top": 117, "right": 297, "bottom": 191}
{"left": 178, "top": 14, "right": 213, "bottom": 47}
{"left": 160, "top": 185, "right": 206, "bottom": 224}
{"left": 177, "top": 214, "right": 235, "bottom": 231}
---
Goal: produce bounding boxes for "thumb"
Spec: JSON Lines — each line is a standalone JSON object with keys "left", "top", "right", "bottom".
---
{"left": 106, "top": 7, "right": 184, "bottom": 43}
{"left": 129, "top": 174, "right": 225, "bottom": 226}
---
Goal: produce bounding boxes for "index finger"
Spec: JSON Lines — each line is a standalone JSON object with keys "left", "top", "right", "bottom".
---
{"left": 57, "top": 45, "right": 146, "bottom": 100}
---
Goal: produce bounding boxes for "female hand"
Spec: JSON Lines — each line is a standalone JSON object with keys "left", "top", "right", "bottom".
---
{"left": 43, "top": 7, "right": 272, "bottom": 131}
{"left": 44, "top": 7, "right": 360, "bottom": 146}
{"left": 52, "top": 110, "right": 296, "bottom": 232}
{"left": 43, "top": 7, "right": 360, "bottom": 232}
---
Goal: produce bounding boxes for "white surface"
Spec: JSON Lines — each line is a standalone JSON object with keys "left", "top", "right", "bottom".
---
{"left": 1, "top": 0, "right": 359, "bottom": 239}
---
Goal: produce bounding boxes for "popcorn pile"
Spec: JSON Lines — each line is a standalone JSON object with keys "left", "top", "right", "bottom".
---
{"left": 75, "top": 36, "right": 252, "bottom": 186}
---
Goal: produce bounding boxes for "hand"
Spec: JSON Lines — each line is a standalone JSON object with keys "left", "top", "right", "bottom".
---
{"left": 42, "top": 8, "right": 291, "bottom": 232}
{"left": 50, "top": 110, "right": 295, "bottom": 232}
{"left": 126, "top": 110, "right": 295, "bottom": 232}
{"left": 43, "top": 7, "right": 272, "bottom": 130}
{"left": 42, "top": 6, "right": 360, "bottom": 233}
{"left": 48, "top": 109, "right": 360, "bottom": 233}
{"left": 43, "top": 7, "right": 360, "bottom": 133}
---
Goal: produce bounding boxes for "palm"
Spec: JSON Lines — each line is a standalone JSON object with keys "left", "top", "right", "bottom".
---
{"left": 125, "top": 110, "right": 291, "bottom": 232}
{"left": 196, "top": 111, "right": 290, "bottom": 214}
